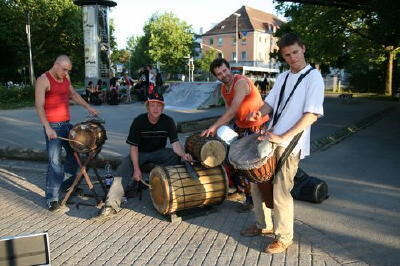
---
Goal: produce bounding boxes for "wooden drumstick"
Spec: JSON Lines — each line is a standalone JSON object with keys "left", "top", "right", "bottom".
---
{"left": 140, "top": 179, "right": 151, "bottom": 189}
{"left": 57, "top": 136, "right": 85, "bottom": 146}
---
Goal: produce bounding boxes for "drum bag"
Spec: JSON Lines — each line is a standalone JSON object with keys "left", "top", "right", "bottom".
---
{"left": 291, "top": 169, "right": 329, "bottom": 203}
{"left": 258, "top": 182, "right": 273, "bottom": 209}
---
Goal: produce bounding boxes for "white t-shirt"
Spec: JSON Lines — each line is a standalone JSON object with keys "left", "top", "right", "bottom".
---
{"left": 265, "top": 64, "right": 324, "bottom": 159}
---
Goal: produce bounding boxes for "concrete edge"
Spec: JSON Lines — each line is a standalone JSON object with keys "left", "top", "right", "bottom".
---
{"left": 0, "top": 106, "right": 395, "bottom": 170}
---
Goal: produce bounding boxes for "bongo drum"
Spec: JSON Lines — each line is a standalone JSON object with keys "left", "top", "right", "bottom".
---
{"left": 228, "top": 134, "right": 277, "bottom": 183}
{"left": 185, "top": 134, "right": 226, "bottom": 168}
{"left": 68, "top": 122, "right": 107, "bottom": 153}
{"left": 149, "top": 165, "right": 228, "bottom": 215}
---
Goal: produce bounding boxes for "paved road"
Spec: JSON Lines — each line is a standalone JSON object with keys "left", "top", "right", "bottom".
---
{"left": 0, "top": 96, "right": 399, "bottom": 265}
{"left": 0, "top": 96, "right": 392, "bottom": 158}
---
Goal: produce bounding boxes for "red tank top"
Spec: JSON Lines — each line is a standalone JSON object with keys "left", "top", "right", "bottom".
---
{"left": 221, "top": 74, "right": 269, "bottom": 128}
{"left": 44, "top": 72, "right": 71, "bottom": 122}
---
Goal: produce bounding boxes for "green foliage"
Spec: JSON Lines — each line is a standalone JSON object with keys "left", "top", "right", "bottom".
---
{"left": 0, "top": 0, "right": 85, "bottom": 83}
{"left": 145, "top": 12, "right": 195, "bottom": 74}
{"left": 127, "top": 35, "right": 151, "bottom": 78}
{"left": 0, "top": 85, "right": 35, "bottom": 109}
{"left": 197, "top": 50, "right": 219, "bottom": 73}
{"left": 275, "top": 1, "right": 400, "bottom": 93}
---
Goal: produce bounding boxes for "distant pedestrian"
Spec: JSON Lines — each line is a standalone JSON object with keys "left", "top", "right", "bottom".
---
{"left": 35, "top": 55, "right": 99, "bottom": 211}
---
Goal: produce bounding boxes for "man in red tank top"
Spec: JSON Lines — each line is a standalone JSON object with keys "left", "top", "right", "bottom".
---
{"left": 35, "top": 55, "right": 99, "bottom": 212}
{"left": 201, "top": 58, "right": 270, "bottom": 213}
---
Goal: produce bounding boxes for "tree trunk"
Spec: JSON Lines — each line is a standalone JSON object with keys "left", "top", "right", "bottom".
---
{"left": 385, "top": 46, "right": 394, "bottom": 96}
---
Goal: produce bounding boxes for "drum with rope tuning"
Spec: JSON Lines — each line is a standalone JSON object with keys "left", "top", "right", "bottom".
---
{"left": 228, "top": 133, "right": 277, "bottom": 183}
{"left": 149, "top": 165, "right": 228, "bottom": 215}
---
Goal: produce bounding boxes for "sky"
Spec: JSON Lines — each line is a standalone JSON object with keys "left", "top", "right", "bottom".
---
{"left": 109, "top": 0, "right": 279, "bottom": 49}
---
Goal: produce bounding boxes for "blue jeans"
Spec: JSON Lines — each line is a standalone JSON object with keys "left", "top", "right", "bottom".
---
{"left": 44, "top": 121, "right": 78, "bottom": 204}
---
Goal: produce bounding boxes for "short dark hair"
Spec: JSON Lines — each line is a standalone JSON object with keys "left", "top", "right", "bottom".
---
{"left": 277, "top": 32, "right": 304, "bottom": 49}
{"left": 209, "top": 58, "right": 230, "bottom": 76}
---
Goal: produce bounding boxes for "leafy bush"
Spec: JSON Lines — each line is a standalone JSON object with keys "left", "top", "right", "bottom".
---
{"left": 0, "top": 86, "right": 35, "bottom": 109}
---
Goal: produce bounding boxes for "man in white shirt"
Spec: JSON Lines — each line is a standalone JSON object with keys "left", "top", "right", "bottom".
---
{"left": 243, "top": 32, "right": 324, "bottom": 253}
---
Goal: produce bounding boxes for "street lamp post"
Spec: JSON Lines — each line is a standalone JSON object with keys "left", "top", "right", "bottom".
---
{"left": 26, "top": 12, "right": 35, "bottom": 87}
{"left": 233, "top": 12, "right": 241, "bottom": 64}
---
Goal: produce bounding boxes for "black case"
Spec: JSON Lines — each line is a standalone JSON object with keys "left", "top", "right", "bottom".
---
{"left": 291, "top": 168, "right": 329, "bottom": 203}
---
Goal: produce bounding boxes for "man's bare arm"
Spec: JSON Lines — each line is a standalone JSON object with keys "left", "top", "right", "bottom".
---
{"left": 201, "top": 79, "right": 249, "bottom": 136}
{"left": 35, "top": 75, "right": 57, "bottom": 139}
{"left": 67, "top": 76, "right": 99, "bottom": 116}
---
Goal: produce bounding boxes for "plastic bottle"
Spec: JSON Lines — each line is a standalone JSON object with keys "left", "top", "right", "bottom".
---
{"left": 104, "top": 161, "right": 113, "bottom": 188}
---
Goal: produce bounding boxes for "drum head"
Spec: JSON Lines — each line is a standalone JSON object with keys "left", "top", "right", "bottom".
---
{"left": 149, "top": 166, "right": 170, "bottom": 215}
{"left": 228, "top": 134, "right": 275, "bottom": 170}
{"left": 68, "top": 122, "right": 106, "bottom": 153}
{"left": 200, "top": 140, "right": 226, "bottom": 168}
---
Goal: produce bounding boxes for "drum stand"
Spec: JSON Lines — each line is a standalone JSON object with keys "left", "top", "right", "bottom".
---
{"left": 61, "top": 149, "right": 108, "bottom": 208}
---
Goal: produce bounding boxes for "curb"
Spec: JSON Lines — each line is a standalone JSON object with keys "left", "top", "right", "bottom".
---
{"left": 310, "top": 106, "right": 395, "bottom": 153}
{"left": 0, "top": 106, "right": 394, "bottom": 169}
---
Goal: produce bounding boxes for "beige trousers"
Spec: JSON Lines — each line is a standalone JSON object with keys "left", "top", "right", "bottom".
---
{"left": 251, "top": 147, "right": 300, "bottom": 244}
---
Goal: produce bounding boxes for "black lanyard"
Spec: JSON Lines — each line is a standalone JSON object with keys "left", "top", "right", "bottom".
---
{"left": 271, "top": 67, "right": 314, "bottom": 128}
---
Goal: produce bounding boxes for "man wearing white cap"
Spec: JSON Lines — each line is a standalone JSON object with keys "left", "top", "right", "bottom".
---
{"left": 98, "top": 93, "right": 192, "bottom": 217}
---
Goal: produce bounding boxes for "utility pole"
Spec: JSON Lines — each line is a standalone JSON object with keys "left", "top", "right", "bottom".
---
{"left": 233, "top": 13, "right": 241, "bottom": 64}
{"left": 26, "top": 12, "right": 35, "bottom": 87}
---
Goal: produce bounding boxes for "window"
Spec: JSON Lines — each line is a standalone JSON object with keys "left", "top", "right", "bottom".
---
{"left": 232, "top": 52, "right": 236, "bottom": 61}
{"left": 241, "top": 51, "right": 247, "bottom": 60}
{"left": 209, "top": 38, "right": 214, "bottom": 45}
{"left": 232, "top": 35, "right": 236, "bottom": 45}
{"left": 217, "top": 37, "right": 223, "bottom": 46}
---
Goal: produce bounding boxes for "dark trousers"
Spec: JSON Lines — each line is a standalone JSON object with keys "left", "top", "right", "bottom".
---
{"left": 106, "top": 148, "right": 180, "bottom": 210}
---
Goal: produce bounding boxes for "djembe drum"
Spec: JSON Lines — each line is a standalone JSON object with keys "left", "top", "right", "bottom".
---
{"left": 68, "top": 122, "right": 107, "bottom": 153}
{"left": 149, "top": 165, "right": 228, "bottom": 215}
{"left": 185, "top": 134, "right": 226, "bottom": 168}
{"left": 228, "top": 133, "right": 277, "bottom": 183}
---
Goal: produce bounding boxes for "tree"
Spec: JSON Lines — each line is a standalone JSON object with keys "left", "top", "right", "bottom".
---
{"left": 126, "top": 35, "right": 151, "bottom": 78}
{"left": 275, "top": 1, "right": 400, "bottom": 94}
{"left": 0, "top": 0, "right": 84, "bottom": 82}
{"left": 198, "top": 49, "right": 219, "bottom": 73}
{"left": 145, "top": 12, "right": 195, "bottom": 74}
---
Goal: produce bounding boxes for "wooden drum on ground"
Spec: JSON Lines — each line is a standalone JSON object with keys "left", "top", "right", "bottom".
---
{"left": 185, "top": 134, "right": 226, "bottom": 168}
{"left": 228, "top": 134, "right": 277, "bottom": 183}
{"left": 149, "top": 165, "right": 228, "bottom": 215}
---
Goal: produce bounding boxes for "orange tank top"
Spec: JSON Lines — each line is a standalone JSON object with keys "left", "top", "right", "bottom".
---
{"left": 44, "top": 72, "right": 71, "bottom": 122}
{"left": 221, "top": 74, "right": 269, "bottom": 129}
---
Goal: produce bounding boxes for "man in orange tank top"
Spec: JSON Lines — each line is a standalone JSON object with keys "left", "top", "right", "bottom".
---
{"left": 201, "top": 58, "right": 270, "bottom": 212}
{"left": 35, "top": 55, "right": 99, "bottom": 212}
{"left": 201, "top": 58, "right": 269, "bottom": 137}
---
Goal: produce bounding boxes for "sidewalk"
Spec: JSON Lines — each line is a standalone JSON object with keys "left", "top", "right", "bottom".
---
{"left": 0, "top": 162, "right": 364, "bottom": 265}
{"left": 0, "top": 96, "right": 399, "bottom": 265}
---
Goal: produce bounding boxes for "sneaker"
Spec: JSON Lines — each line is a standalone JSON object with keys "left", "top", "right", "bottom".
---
{"left": 48, "top": 201, "right": 60, "bottom": 212}
{"left": 97, "top": 206, "right": 117, "bottom": 219}
{"left": 240, "top": 224, "right": 274, "bottom": 237}
{"left": 236, "top": 202, "right": 254, "bottom": 213}
{"left": 265, "top": 240, "right": 292, "bottom": 254}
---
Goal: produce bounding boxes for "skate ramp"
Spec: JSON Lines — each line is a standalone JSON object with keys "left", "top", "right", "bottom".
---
{"left": 163, "top": 82, "right": 222, "bottom": 110}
